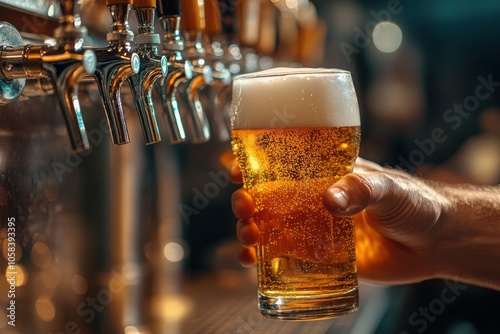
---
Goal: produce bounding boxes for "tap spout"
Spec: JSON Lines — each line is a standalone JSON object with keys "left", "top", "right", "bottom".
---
{"left": 201, "top": 78, "right": 231, "bottom": 142}
{"left": 53, "top": 52, "right": 97, "bottom": 151}
{"left": 127, "top": 56, "right": 167, "bottom": 144}
{"left": 92, "top": 49, "right": 140, "bottom": 146}
{"left": 157, "top": 64, "right": 191, "bottom": 144}
{"left": 184, "top": 73, "right": 212, "bottom": 143}
{"left": 156, "top": 11, "right": 189, "bottom": 144}
{"left": 88, "top": 1, "right": 141, "bottom": 146}
{"left": 158, "top": 1, "right": 211, "bottom": 144}
{"left": 0, "top": 41, "right": 97, "bottom": 152}
{"left": 127, "top": 0, "right": 167, "bottom": 145}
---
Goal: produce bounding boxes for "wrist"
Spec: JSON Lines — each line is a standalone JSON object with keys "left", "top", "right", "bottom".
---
{"left": 434, "top": 184, "right": 500, "bottom": 290}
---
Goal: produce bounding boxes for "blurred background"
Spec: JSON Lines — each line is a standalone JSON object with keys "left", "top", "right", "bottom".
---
{"left": 0, "top": 0, "right": 499, "bottom": 333}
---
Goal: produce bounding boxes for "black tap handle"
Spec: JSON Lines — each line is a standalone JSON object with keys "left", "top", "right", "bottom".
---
{"left": 219, "top": 0, "right": 237, "bottom": 35}
{"left": 157, "top": 0, "right": 181, "bottom": 18}
{"left": 59, "top": 0, "right": 76, "bottom": 17}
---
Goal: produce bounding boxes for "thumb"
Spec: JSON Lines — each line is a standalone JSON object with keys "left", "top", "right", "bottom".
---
{"left": 323, "top": 172, "right": 399, "bottom": 219}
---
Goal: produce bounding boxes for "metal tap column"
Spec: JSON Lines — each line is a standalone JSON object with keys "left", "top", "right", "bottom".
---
{"left": 156, "top": 0, "right": 192, "bottom": 144}
{"left": 126, "top": 0, "right": 168, "bottom": 144}
{"left": 89, "top": 0, "right": 141, "bottom": 146}
{"left": 176, "top": 0, "right": 213, "bottom": 143}
{"left": 199, "top": 0, "right": 233, "bottom": 142}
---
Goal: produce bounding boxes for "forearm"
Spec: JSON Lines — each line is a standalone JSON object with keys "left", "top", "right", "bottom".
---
{"left": 436, "top": 184, "right": 500, "bottom": 290}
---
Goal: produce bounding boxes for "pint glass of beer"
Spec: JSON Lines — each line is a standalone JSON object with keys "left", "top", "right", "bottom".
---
{"left": 230, "top": 68, "right": 361, "bottom": 320}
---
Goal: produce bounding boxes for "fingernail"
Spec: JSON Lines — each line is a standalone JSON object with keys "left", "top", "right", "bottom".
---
{"left": 237, "top": 225, "right": 243, "bottom": 243}
{"left": 329, "top": 187, "right": 350, "bottom": 211}
{"left": 239, "top": 224, "right": 248, "bottom": 244}
{"left": 232, "top": 198, "right": 239, "bottom": 217}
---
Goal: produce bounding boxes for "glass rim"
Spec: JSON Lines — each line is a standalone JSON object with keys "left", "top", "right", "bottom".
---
{"left": 233, "top": 67, "right": 351, "bottom": 81}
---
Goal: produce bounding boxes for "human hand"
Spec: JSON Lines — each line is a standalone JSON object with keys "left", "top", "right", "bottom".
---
{"left": 229, "top": 157, "right": 449, "bottom": 285}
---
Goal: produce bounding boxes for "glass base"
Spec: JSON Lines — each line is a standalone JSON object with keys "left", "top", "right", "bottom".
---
{"left": 259, "top": 288, "right": 358, "bottom": 321}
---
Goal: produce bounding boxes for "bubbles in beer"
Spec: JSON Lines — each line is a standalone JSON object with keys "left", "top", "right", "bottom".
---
{"left": 231, "top": 126, "right": 361, "bottom": 297}
{"left": 232, "top": 127, "right": 360, "bottom": 188}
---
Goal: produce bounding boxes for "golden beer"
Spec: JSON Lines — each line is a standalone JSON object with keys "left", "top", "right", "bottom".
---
{"left": 231, "top": 68, "right": 361, "bottom": 320}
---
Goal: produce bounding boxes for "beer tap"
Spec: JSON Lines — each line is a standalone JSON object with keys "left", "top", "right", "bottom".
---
{"left": 127, "top": 0, "right": 167, "bottom": 145}
{"left": 234, "top": 0, "right": 262, "bottom": 72}
{"left": 175, "top": 0, "right": 221, "bottom": 143}
{"left": 199, "top": 0, "right": 233, "bottom": 141}
{"left": 217, "top": 0, "right": 245, "bottom": 114}
{"left": 219, "top": 0, "right": 244, "bottom": 75}
{"left": 89, "top": 0, "right": 140, "bottom": 146}
{"left": 181, "top": 0, "right": 214, "bottom": 142}
{"left": 156, "top": 0, "right": 190, "bottom": 144}
{"left": 156, "top": 0, "right": 210, "bottom": 144}
{"left": 0, "top": 0, "right": 97, "bottom": 152}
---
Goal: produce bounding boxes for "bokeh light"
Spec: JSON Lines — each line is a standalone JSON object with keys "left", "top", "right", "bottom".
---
{"left": 372, "top": 21, "right": 403, "bottom": 53}
{"left": 163, "top": 242, "right": 185, "bottom": 263}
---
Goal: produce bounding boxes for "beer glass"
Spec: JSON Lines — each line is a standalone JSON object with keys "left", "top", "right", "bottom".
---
{"left": 230, "top": 68, "right": 361, "bottom": 320}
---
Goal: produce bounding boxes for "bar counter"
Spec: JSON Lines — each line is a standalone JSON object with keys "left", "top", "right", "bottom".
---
{"left": 156, "top": 241, "right": 385, "bottom": 334}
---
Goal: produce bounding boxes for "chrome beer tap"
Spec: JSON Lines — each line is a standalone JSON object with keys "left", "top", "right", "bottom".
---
{"left": 88, "top": 0, "right": 140, "bottom": 146}
{"left": 218, "top": 0, "right": 243, "bottom": 75}
{"left": 193, "top": 0, "right": 232, "bottom": 141}
{"left": 156, "top": 0, "right": 190, "bottom": 144}
{"left": 210, "top": 0, "right": 246, "bottom": 141}
{"left": 126, "top": 0, "right": 167, "bottom": 145}
{"left": 170, "top": 0, "right": 219, "bottom": 144}
{"left": 156, "top": 0, "right": 210, "bottom": 144}
{"left": 0, "top": 0, "right": 97, "bottom": 152}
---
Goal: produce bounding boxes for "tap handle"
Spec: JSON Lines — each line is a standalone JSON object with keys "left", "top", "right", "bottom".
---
{"left": 107, "top": 0, "right": 134, "bottom": 4}
{"left": 219, "top": 0, "right": 238, "bottom": 37}
{"left": 204, "top": 0, "right": 222, "bottom": 36}
{"left": 157, "top": 0, "right": 186, "bottom": 59}
{"left": 180, "top": 0, "right": 205, "bottom": 31}
{"left": 237, "top": 0, "right": 260, "bottom": 48}
{"left": 157, "top": 0, "right": 181, "bottom": 17}
{"left": 59, "top": 0, "right": 76, "bottom": 17}
{"left": 133, "top": 0, "right": 156, "bottom": 6}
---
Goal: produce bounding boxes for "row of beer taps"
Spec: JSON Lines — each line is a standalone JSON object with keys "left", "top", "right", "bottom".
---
{"left": 0, "top": 0, "right": 323, "bottom": 152}
{"left": 0, "top": 0, "right": 242, "bottom": 152}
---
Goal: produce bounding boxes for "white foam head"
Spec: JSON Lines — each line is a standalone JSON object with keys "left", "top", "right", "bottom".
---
{"left": 231, "top": 67, "right": 360, "bottom": 129}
